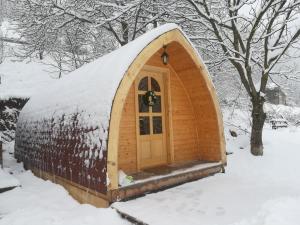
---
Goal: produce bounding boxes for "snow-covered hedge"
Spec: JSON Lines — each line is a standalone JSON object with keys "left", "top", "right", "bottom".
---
{"left": 0, "top": 97, "right": 28, "bottom": 142}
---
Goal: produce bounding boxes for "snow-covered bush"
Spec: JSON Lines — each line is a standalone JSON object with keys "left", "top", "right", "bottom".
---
{"left": 0, "top": 97, "right": 28, "bottom": 142}
{"left": 265, "top": 103, "right": 300, "bottom": 124}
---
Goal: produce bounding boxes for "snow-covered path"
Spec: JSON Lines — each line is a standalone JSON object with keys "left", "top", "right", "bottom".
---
{"left": 0, "top": 127, "right": 299, "bottom": 225}
{"left": 113, "top": 128, "right": 300, "bottom": 225}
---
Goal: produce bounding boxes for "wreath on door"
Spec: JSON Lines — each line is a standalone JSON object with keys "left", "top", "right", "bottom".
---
{"left": 143, "top": 90, "right": 157, "bottom": 106}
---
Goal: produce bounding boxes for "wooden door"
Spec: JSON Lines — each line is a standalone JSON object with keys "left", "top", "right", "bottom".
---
{"left": 135, "top": 70, "right": 167, "bottom": 169}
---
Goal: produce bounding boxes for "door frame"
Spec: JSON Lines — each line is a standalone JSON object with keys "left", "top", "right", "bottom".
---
{"left": 135, "top": 65, "right": 174, "bottom": 171}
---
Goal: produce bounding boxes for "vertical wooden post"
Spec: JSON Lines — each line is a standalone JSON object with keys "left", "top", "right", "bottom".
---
{"left": 0, "top": 140, "right": 3, "bottom": 169}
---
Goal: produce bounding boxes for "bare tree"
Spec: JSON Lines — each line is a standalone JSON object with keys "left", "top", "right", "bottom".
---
{"left": 7, "top": 0, "right": 169, "bottom": 73}
{"left": 169, "top": 0, "right": 300, "bottom": 155}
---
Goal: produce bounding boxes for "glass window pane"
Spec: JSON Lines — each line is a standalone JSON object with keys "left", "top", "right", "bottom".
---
{"left": 138, "top": 77, "right": 148, "bottom": 91}
{"left": 153, "top": 116, "right": 162, "bottom": 134}
{"left": 139, "top": 116, "right": 150, "bottom": 135}
{"left": 152, "top": 95, "right": 161, "bottom": 113}
{"left": 138, "top": 94, "right": 149, "bottom": 112}
{"left": 151, "top": 78, "right": 160, "bottom": 92}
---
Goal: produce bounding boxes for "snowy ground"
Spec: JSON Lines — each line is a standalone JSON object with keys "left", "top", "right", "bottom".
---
{"left": 113, "top": 127, "right": 300, "bottom": 225}
{"left": 0, "top": 143, "right": 130, "bottom": 225}
{"left": 0, "top": 142, "right": 20, "bottom": 189}
{"left": 0, "top": 169, "right": 19, "bottom": 189}
{"left": 0, "top": 127, "right": 299, "bottom": 225}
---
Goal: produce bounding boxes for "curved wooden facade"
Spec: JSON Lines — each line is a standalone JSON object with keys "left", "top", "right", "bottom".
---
{"left": 15, "top": 25, "right": 226, "bottom": 207}
{"left": 108, "top": 29, "right": 226, "bottom": 189}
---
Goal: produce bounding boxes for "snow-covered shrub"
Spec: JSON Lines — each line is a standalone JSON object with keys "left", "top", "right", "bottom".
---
{"left": 0, "top": 97, "right": 28, "bottom": 142}
{"left": 264, "top": 103, "right": 300, "bottom": 124}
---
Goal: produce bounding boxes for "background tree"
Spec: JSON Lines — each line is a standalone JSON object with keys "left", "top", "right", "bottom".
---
{"left": 7, "top": 0, "right": 169, "bottom": 72}
{"left": 167, "top": 0, "right": 300, "bottom": 155}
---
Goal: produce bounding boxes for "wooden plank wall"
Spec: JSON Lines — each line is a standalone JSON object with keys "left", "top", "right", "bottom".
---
{"left": 118, "top": 85, "right": 137, "bottom": 173}
{"left": 168, "top": 67, "right": 200, "bottom": 162}
{"left": 177, "top": 68, "right": 221, "bottom": 161}
{"left": 151, "top": 41, "right": 222, "bottom": 162}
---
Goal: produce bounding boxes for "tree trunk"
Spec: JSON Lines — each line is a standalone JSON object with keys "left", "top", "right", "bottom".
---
{"left": 121, "top": 21, "right": 129, "bottom": 45}
{"left": 250, "top": 97, "right": 266, "bottom": 156}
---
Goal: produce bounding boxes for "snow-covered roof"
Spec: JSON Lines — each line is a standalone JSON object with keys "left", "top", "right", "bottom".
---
{"left": 18, "top": 23, "right": 179, "bottom": 129}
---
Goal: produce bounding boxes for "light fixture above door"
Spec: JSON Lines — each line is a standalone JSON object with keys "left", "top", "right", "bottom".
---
{"left": 161, "top": 45, "right": 169, "bottom": 65}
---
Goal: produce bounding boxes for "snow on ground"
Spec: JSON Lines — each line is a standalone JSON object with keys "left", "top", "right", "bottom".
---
{"left": 113, "top": 127, "right": 300, "bottom": 225}
{"left": 1, "top": 126, "right": 299, "bottom": 225}
{"left": 0, "top": 169, "right": 19, "bottom": 189}
{"left": 0, "top": 142, "right": 130, "bottom": 225}
{"left": 0, "top": 172, "right": 129, "bottom": 225}
{"left": 0, "top": 142, "right": 20, "bottom": 189}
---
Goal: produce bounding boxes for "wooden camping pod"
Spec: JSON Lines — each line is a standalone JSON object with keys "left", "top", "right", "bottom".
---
{"left": 15, "top": 24, "right": 226, "bottom": 207}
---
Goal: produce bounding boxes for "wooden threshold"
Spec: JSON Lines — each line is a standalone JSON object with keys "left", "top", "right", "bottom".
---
{"left": 108, "top": 162, "right": 224, "bottom": 202}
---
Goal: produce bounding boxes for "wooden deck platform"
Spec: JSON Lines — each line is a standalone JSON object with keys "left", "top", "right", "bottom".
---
{"left": 130, "top": 160, "right": 219, "bottom": 180}
{"left": 109, "top": 161, "right": 224, "bottom": 203}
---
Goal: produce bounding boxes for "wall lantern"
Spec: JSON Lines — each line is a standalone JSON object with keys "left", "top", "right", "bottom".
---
{"left": 161, "top": 45, "right": 169, "bottom": 65}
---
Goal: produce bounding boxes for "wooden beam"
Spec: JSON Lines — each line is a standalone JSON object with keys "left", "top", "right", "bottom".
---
{"left": 109, "top": 163, "right": 223, "bottom": 202}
